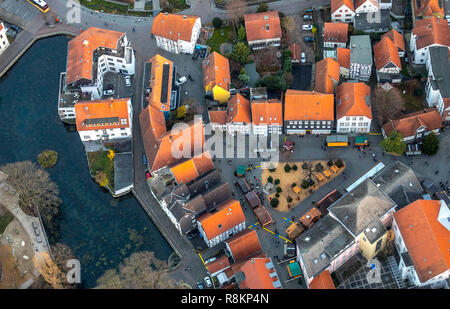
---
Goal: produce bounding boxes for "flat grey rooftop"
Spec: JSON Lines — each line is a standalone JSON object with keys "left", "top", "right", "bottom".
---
{"left": 114, "top": 152, "right": 133, "bottom": 192}
{"left": 350, "top": 35, "right": 373, "bottom": 66}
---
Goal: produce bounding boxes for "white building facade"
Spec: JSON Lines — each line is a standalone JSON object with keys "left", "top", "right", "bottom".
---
{"left": 154, "top": 16, "right": 201, "bottom": 54}
{"left": 0, "top": 23, "right": 10, "bottom": 56}
{"left": 198, "top": 220, "right": 246, "bottom": 248}
{"left": 337, "top": 116, "right": 372, "bottom": 133}
{"left": 332, "top": 5, "right": 355, "bottom": 23}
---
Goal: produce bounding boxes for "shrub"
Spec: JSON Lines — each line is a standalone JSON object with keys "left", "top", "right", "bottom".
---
{"left": 275, "top": 193, "right": 280, "bottom": 198}
{"left": 287, "top": 196, "right": 293, "bottom": 203}
{"left": 292, "top": 164, "right": 297, "bottom": 171}
{"left": 274, "top": 179, "right": 280, "bottom": 185}
{"left": 267, "top": 176, "right": 273, "bottom": 183}
{"left": 315, "top": 162, "right": 324, "bottom": 172}
{"left": 380, "top": 131, "right": 406, "bottom": 155}
{"left": 301, "top": 179, "right": 309, "bottom": 189}
{"left": 302, "top": 162, "right": 309, "bottom": 170}
{"left": 327, "top": 159, "right": 333, "bottom": 167}
{"left": 276, "top": 186, "right": 282, "bottom": 193}
{"left": 413, "top": 88, "right": 423, "bottom": 97}
{"left": 422, "top": 131, "right": 439, "bottom": 155}
{"left": 270, "top": 198, "right": 279, "bottom": 208}
{"left": 291, "top": 183, "right": 296, "bottom": 188}
{"left": 212, "top": 17, "right": 223, "bottom": 29}
{"left": 37, "top": 150, "right": 58, "bottom": 168}
{"left": 335, "top": 159, "right": 344, "bottom": 168}
{"left": 257, "top": 2, "right": 269, "bottom": 12}
{"left": 284, "top": 164, "right": 291, "bottom": 173}
{"left": 268, "top": 164, "right": 276, "bottom": 172}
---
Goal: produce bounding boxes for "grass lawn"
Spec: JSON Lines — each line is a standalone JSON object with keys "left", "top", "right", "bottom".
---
{"left": 0, "top": 210, "right": 14, "bottom": 234}
{"left": 87, "top": 150, "right": 115, "bottom": 190}
{"left": 206, "top": 25, "right": 233, "bottom": 53}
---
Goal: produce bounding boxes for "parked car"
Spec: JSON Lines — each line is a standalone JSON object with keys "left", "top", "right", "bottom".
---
{"left": 36, "top": 235, "right": 42, "bottom": 243}
{"left": 103, "top": 89, "right": 115, "bottom": 96}
{"left": 192, "top": 49, "right": 200, "bottom": 61}
{"left": 10, "top": 24, "right": 21, "bottom": 32}
{"left": 304, "top": 36, "right": 315, "bottom": 42}
{"left": 301, "top": 52, "right": 306, "bottom": 63}
{"left": 302, "top": 24, "right": 313, "bottom": 31}
{"left": 175, "top": 76, "right": 187, "bottom": 86}
{"left": 142, "top": 153, "right": 148, "bottom": 167}
{"left": 124, "top": 75, "right": 131, "bottom": 87}
{"left": 303, "top": 14, "right": 313, "bottom": 20}
{"left": 204, "top": 276, "right": 212, "bottom": 288}
{"left": 200, "top": 48, "right": 207, "bottom": 58}
{"left": 145, "top": 170, "right": 151, "bottom": 179}
{"left": 196, "top": 281, "right": 204, "bottom": 289}
{"left": 304, "top": 8, "right": 313, "bottom": 13}
{"left": 422, "top": 179, "right": 439, "bottom": 195}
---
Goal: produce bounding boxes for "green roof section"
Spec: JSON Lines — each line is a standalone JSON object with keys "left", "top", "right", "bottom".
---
{"left": 355, "top": 136, "right": 369, "bottom": 145}
{"left": 236, "top": 165, "right": 247, "bottom": 176}
{"left": 287, "top": 261, "right": 302, "bottom": 278}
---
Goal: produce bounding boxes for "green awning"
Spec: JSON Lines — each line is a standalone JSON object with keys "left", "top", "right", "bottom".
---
{"left": 237, "top": 165, "right": 246, "bottom": 175}
{"left": 355, "top": 136, "right": 368, "bottom": 144}
{"left": 288, "top": 261, "right": 302, "bottom": 277}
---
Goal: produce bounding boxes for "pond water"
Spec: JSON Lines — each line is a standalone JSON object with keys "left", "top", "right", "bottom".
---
{"left": 0, "top": 35, "right": 172, "bottom": 288}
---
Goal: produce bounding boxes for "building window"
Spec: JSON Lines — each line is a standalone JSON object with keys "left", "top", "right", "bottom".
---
{"left": 375, "top": 239, "right": 383, "bottom": 252}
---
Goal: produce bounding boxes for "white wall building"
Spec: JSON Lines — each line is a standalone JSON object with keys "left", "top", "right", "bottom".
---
{"left": 0, "top": 23, "right": 10, "bottom": 56}
{"left": 331, "top": 0, "right": 356, "bottom": 23}
{"left": 355, "top": 0, "right": 380, "bottom": 14}
{"left": 151, "top": 13, "right": 201, "bottom": 55}
{"left": 425, "top": 46, "right": 450, "bottom": 114}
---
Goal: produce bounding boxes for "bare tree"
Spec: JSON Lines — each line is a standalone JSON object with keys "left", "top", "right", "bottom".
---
{"left": 280, "top": 16, "right": 296, "bottom": 43}
{"left": 372, "top": 86, "right": 405, "bottom": 125}
{"left": 95, "top": 251, "right": 185, "bottom": 289}
{"left": 0, "top": 161, "right": 61, "bottom": 241}
{"left": 33, "top": 252, "right": 64, "bottom": 289}
{"left": 226, "top": 0, "right": 248, "bottom": 33}
{"left": 254, "top": 47, "right": 280, "bottom": 73}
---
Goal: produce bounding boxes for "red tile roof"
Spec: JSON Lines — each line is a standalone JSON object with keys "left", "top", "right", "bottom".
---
{"left": 244, "top": 11, "right": 282, "bottom": 42}
{"left": 374, "top": 36, "right": 401, "bottom": 71}
{"left": 203, "top": 52, "right": 231, "bottom": 91}
{"left": 381, "top": 29, "right": 405, "bottom": 52}
{"left": 151, "top": 13, "right": 199, "bottom": 42}
{"left": 238, "top": 256, "right": 281, "bottom": 289}
{"left": 382, "top": 108, "right": 442, "bottom": 138}
{"left": 336, "top": 82, "right": 372, "bottom": 120}
{"left": 227, "top": 94, "right": 251, "bottom": 123}
{"left": 198, "top": 199, "right": 246, "bottom": 240}
{"left": 284, "top": 90, "right": 334, "bottom": 121}
{"left": 147, "top": 54, "right": 173, "bottom": 112}
{"left": 394, "top": 200, "right": 450, "bottom": 283}
{"left": 323, "top": 22, "right": 348, "bottom": 44}
{"left": 206, "top": 256, "right": 231, "bottom": 275}
{"left": 309, "top": 270, "right": 336, "bottom": 289}
{"left": 413, "top": 0, "right": 444, "bottom": 19}
{"left": 139, "top": 106, "right": 205, "bottom": 172}
{"left": 225, "top": 229, "right": 262, "bottom": 262}
{"left": 251, "top": 100, "right": 283, "bottom": 125}
{"left": 169, "top": 151, "right": 214, "bottom": 184}
{"left": 288, "top": 43, "right": 302, "bottom": 61}
{"left": 412, "top": 17, "right": 450, "bottom": 50}
{"left": 75, "top": 98, "right": 130, "bottom": 131}
{"left": 337, "top": 47, "right": 351, "bottom": 69}
{"left": 355, "top": 0, "right": 379, "bottom": 10}
{"left": 315, "top": 58, "right": 340, "bottom": 94}
{"left": 331, "top": 0, "right": 355, "bottom": 13}
{"left": 66, "top": 27, "right": 124, "bottom": 86}
{"left": 208, "top": 109, "right": 227, "bottom": 125}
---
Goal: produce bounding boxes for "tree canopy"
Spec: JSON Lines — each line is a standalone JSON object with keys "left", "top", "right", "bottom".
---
{"left": 380, "top": 131, "right": 406, "bottom": 155}
{"left": 422, "top": 131, "right": 439, "bottom": 155}
{"left": 231, "top": 42, "right": 251, "bottom": 64}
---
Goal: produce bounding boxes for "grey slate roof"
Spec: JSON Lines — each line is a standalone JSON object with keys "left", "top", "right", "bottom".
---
{"left": 328, "top": 179, "right": 396, "bottom": 237}
{"left": 429, "top": 46, "right": 450, "bottom": 99}
{"left": 350, "top": 35, "right": 373, "bottom": 65}
{"left": 114, "top": 152, "right": 133, "bottom": 192}
{"left": 296, "top": 215, "right": 354, "bottom": 278}
{"left": 372, "top": 161, "right": 423, "bottom": 209}
{"left": 362, "top": 219, "right": 387, "bottom": 244}
{"left": 354, "top": 10, "right": 391, "bottom": 32}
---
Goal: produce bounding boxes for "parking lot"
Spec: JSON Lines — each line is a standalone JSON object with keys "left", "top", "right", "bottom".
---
{"left": 102, "top": 72, "right": 134, "bottom": 100}
{"left": 286, "top": 13, "right": 315, "bottom": 65}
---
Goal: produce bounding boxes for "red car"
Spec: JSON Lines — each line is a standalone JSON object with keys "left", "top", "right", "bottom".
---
{"left": 145, "top": 171, "right": 151, "bottom": 179}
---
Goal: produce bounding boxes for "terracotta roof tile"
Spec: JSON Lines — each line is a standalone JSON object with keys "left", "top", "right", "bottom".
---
{"left": 151, "top": 13, "right": 200, "bottom": 42}
{"left": 413, "top": 0, "right": 444, "bottom": 18}
{"left": 412, "top": 17, "right": 450, "bottom": 50}
{"left": 315, "top": 58, "right": 340, "bottom": 94}
{"left": 337, "top": 47, "right": 351, "bottom": 68}
{"left": 394, "top": 200, "right": 450, "bottom": 283}
{"left": 244, "top": 11, "right": 282, "bottom": 42}
{"left": 251, "top": 100, "right": 283, "bottom": 125}
{"left": 169, "top": 151, "right": 214, "bottom": 184}
{"left": 238, "top": 256, "right": 281, "bottom": 289}
{"left": 336, "top": 82, "right": 372, "bottom": 119}
{"left": 374, "top": 36, "right": 401, "bottom": 71}
{"left": 331, "top": 0, "right": 355, "bottom": 13}
{"left": 284, "top": 90, "right": 334, "bottom": 121}
{"left": 147, "top": 54, "right": 173, "bottom": 112}
{"left": 225, "top": 229, "right": 262, "bottom": 262}
{"left": 323, "top": 22, "right": 349, "bottom": 44}
{"left": 227, "top": 94, "right": 251, "bottom": 123}
{"left": 206, "top": 256, "right": 230, "bottom": 275}
{"left": 382, "top": 108, "right": 442, "bottom": 137}
{"left": 288, "top": 43, "right": 301, "bottom": 61}
{"left": 208, "top": 109, "right": 227, "bottom": 125}
{"left": 381, "top": 29, "right": 405, "bottom": 52}
{"left": 355, "top": 0, "right": 379, "bottom": 9}
{"left": 139, "top": 106, "right": 204, "bottom": 172}
{"left": 203, "top": 52, "right": 230, "bottom": 92}
{"left": 75, "top": 98, "right": 130, "bottom": 131}
{"left": 66, "top": 27, "right": 124, "bottom": 85}
{"left": 198, "top": 199, "right": 246, "bottom": 240}
{"left": 309, "top": 270, "right": 336, "bottom": 289}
